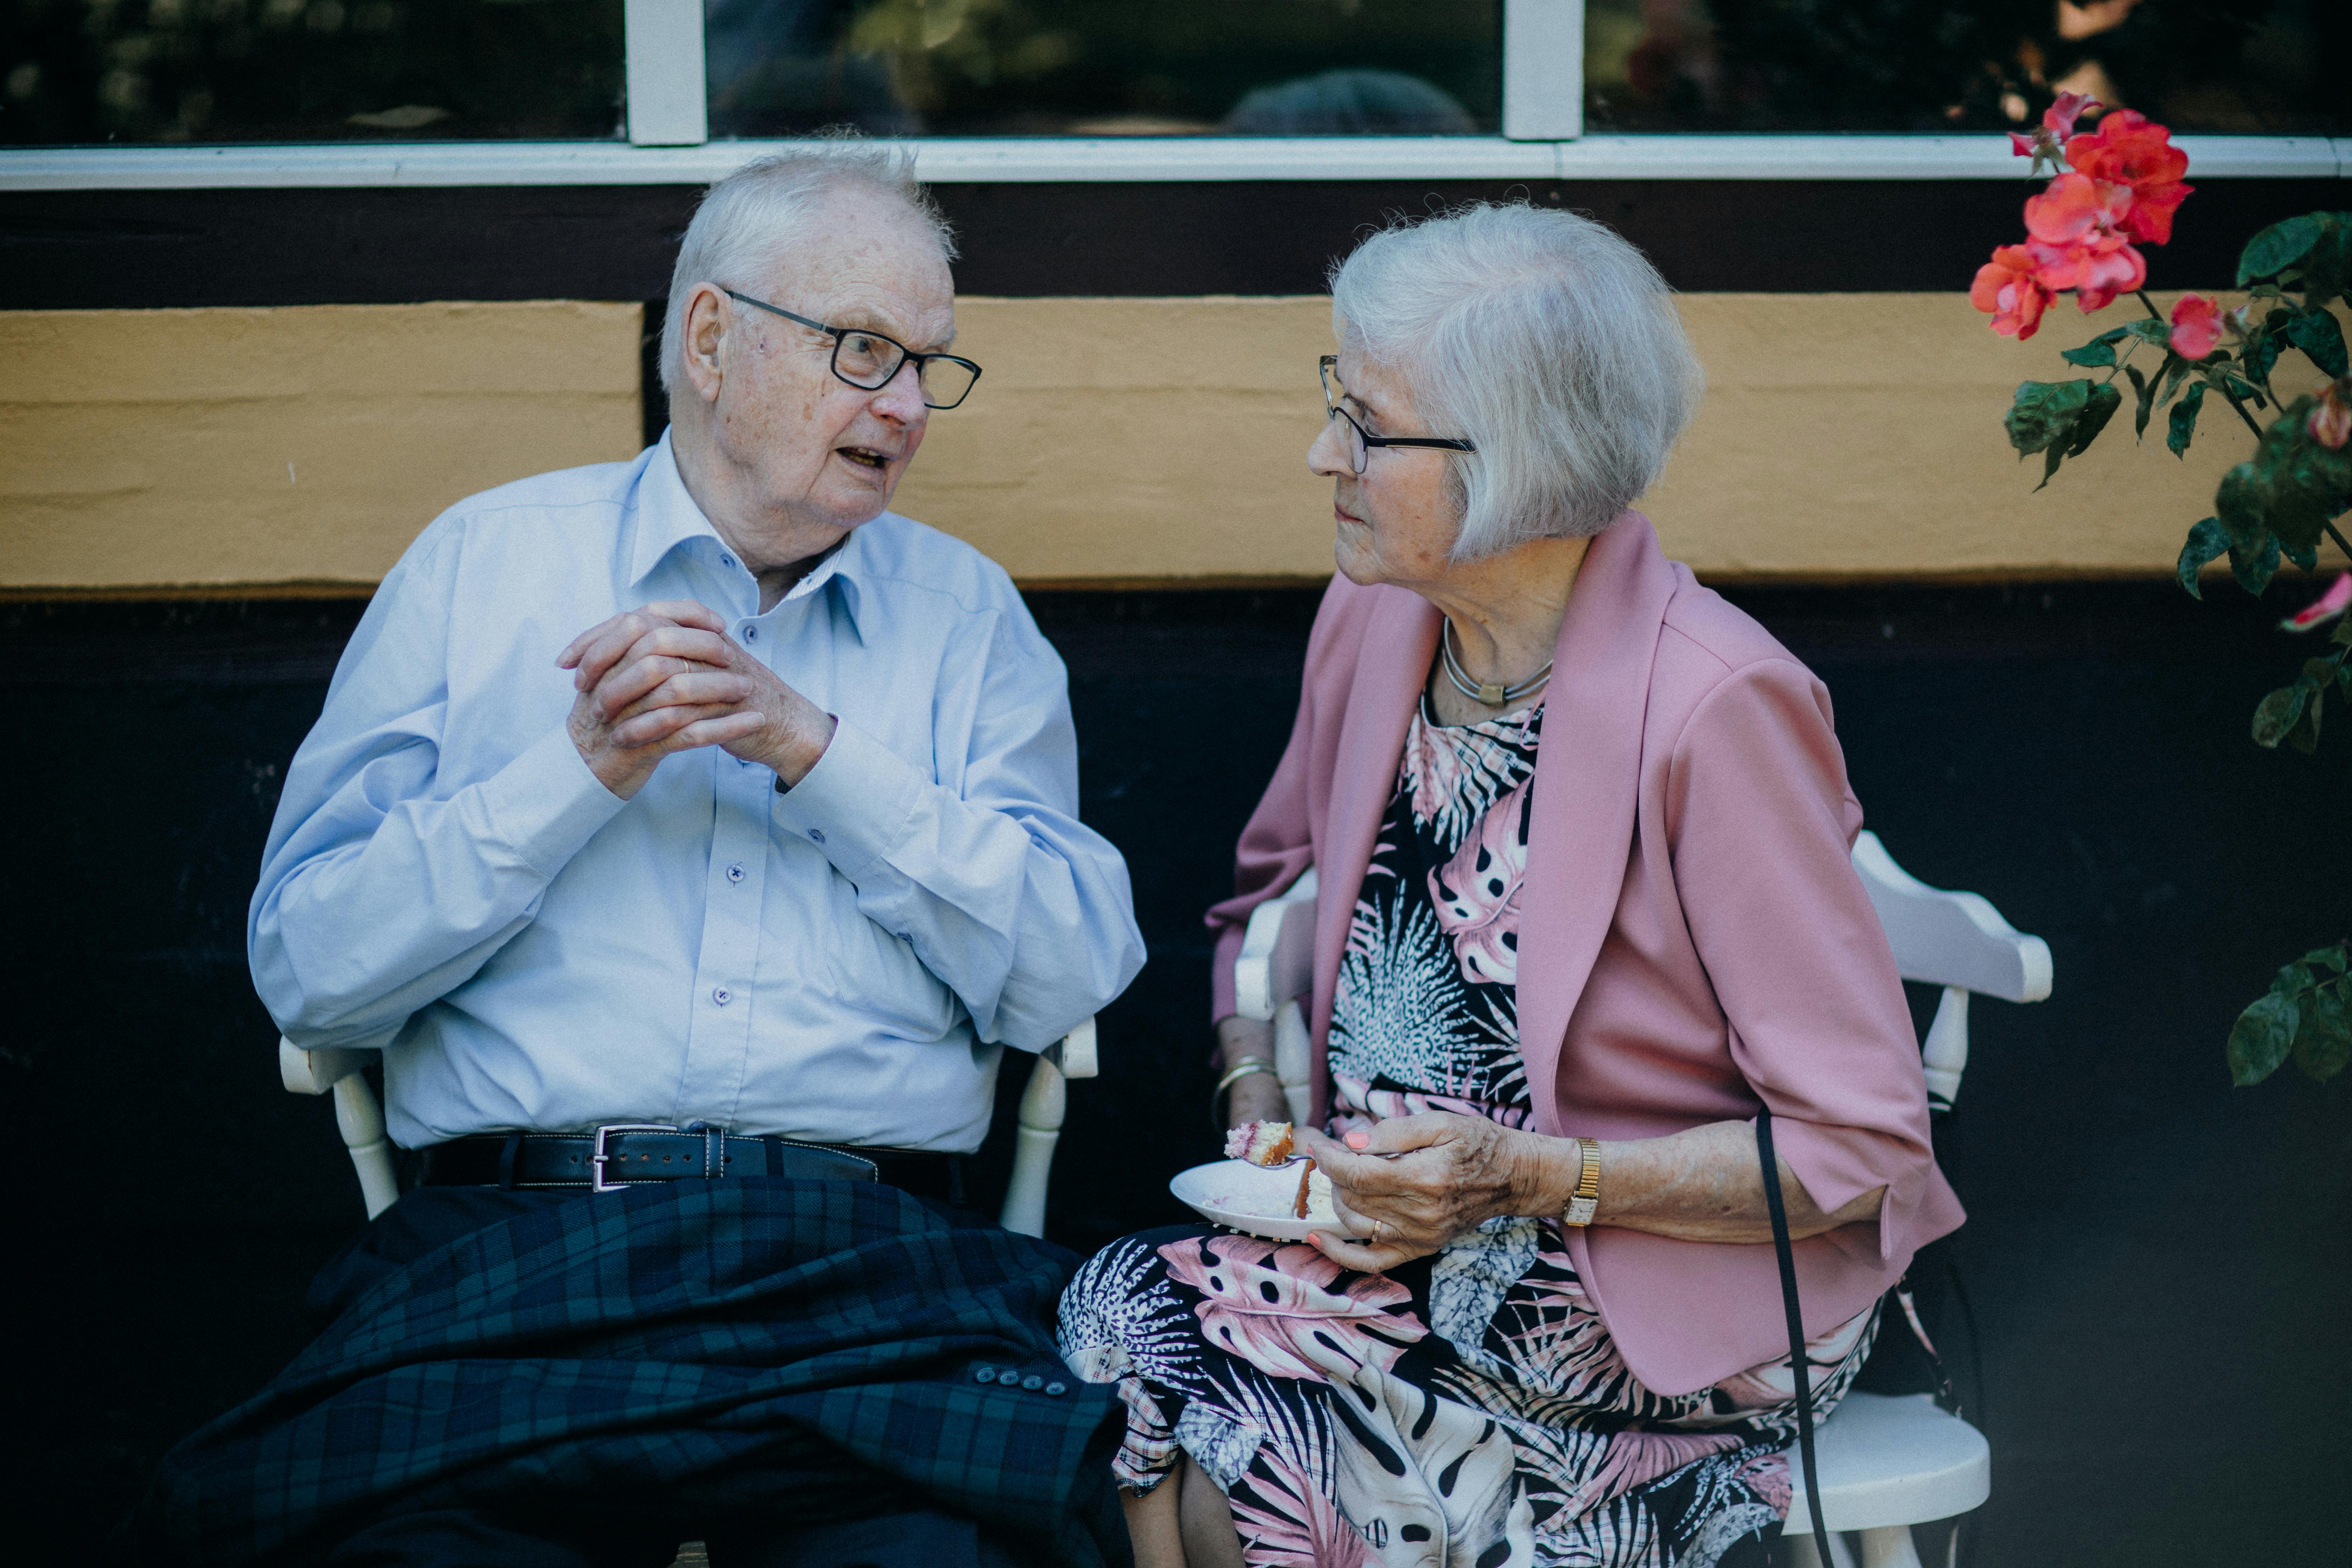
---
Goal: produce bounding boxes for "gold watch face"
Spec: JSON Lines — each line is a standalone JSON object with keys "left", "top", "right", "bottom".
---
{"left": 1564, "top": 1196, "right": 1598, "bottom": 1227}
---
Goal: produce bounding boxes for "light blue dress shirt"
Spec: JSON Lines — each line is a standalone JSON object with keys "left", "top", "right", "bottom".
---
{"left": 250, "top": 435, "right": 1144, "bottom": 1153}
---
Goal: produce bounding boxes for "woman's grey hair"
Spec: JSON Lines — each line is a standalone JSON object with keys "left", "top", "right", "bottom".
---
{"left": 659, "top": 136, "right": 957, "bottom": 396}
{"left": 1329, "top": 202, "right": 1702, "bottom": 558}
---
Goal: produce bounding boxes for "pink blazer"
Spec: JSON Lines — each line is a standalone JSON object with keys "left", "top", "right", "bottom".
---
{"left": 1207, "top": 513, "right": 1965, "bottom": 1397}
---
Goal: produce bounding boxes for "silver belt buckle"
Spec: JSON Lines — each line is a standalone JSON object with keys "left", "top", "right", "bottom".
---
{"left": 590, "top": 1122, "right": 681, "bottom": 1193}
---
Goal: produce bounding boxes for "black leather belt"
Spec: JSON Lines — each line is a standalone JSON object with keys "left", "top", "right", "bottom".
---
{"left": 419, "top": 1124, "right": 961, "bottom": 1204}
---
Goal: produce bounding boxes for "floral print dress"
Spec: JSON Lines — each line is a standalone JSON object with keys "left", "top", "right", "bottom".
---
{"left": 1059, "top": 698, "right": 1881, "bottom": 1568}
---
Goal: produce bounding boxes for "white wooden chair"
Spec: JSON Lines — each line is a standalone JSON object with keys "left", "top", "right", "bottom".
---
{"left": 1232, "top": 830, "right": 2051, "bottom": 1568}
{"left": 280, "top": 1021, "right": 1099, "bottom": 1238}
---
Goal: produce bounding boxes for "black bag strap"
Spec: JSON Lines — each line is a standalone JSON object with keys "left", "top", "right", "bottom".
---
{"left": 1758, "top": 1107, "right": 1834, "bottom": 1568}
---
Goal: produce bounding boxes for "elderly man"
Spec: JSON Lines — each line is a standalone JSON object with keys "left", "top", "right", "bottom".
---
{"left": 136, "top": 147, "right": 1143, "bottom": 1568}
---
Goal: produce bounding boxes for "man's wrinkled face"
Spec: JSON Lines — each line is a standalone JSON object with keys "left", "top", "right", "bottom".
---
{"left": 699, "top": 189, "right": 957, "bottom": 537}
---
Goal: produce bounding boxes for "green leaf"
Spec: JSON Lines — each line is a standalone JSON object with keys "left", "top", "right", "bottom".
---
{"left": 2176, "top": 517, "right": 2228, "bottom": 598}
{"left": 2123, "top": 317, "right": 2174, "bottom": 346}
{"left": 2300, "top": 944, "right": 2349, "bottom": 974}
{"left": 2128, "top": 363, "right": 2154, "bottom": 438}
{"left": 2285, "top": 538, "right": 2319, "bottom": 572}
{"left": 2005, "top": 379, "right": 2092, "bottom": 456}
{"left": 2231, "top": 529, "right": 2281, "bottom": 597}
{"left": 2249, "top": 284, "right": 2286, "bottom": 300}
{"left": 2061, "top": 340, "right": 2118, "bottom": 368}
{"left": 2292, "top": 980, "right": 2351, "bottom": 1081}
{"left": 2065, "top": 382, "right": 2122, "bottom": 457}
{"left": 2228, "top": 991, "right": 2300, "bottom": 1084}
{"left": 2286, "top": 686, "right": 2324, "bottom": 754}
{"left": 2245, "top": 330, "right": 2282, "bottom": 388}
{"left": 2286, "top": 308, "right": 2350, "bottom": 378}
{"left": 2156, "top": 355, "right": 2195, "bottom": 408}
{"left": 2167, "top": 383, "right": 2205, "bottom": 458}
{"left": 2239, "top": 215, "right": 2326, "bottom": 284}
{"left": 2224, "top": 373, "right": 2268, "bottom": 408}
{"left": 2252, "top": 681, "right": 2307, "bottom": 746}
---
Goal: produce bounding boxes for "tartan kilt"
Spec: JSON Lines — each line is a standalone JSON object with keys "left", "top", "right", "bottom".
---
{"left": 131, "top": 1178, "right": 1128, "bottom": 1567}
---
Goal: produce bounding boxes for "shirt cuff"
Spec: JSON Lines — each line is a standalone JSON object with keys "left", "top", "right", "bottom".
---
{"left": 769, "top": 716, "right": 922, "bottom": 882}
{"left": 476, "top": 722, "right": 629, "bottom": 880}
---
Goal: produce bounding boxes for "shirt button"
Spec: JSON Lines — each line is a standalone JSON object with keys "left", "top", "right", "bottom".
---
{"left": 726, "top": 863, "right": 746, "bottom": 883}
{"left": 711, "top": 987, "right": 732, "bottom": 1006}
{"left": 1021, "top": 1374, "right": 1044, "bottom": 1391}
{"left": 994, "top": 1369, "right": 1022, "bottom": 1386}
{"left": 971, "top": 1366, "right": 996, "bottom": 1384}
{"left": 807, "top": 828, "right": 826, "bottom": 845}
{"left": 742, "top": 624, "right": 758, "bottom": 643}
{"left": 1044, "top": 1381, "right": 1068, "bottom": 1397}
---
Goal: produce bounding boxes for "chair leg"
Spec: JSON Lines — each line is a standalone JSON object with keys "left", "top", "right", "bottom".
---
{"left": 1858, "top": 1525, "right": 1924, "bottom": 1568}
{"left": 1786, "top": 1531, "right": 1859, "bottom": 1568}
{"left": 999, "top": 1053, "right": 1068, "bottom": 1238}
{"left": 333, "top": 1074, "right": 401, "bottom": 1220}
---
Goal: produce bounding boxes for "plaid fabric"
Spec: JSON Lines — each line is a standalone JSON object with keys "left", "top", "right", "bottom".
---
{"left": 132, "top": 1179, "right": 1128, "bottom": 1567}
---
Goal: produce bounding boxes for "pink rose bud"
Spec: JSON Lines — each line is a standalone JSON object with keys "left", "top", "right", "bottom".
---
{"left": 2044, "top": 91, "right": 2100, "bottom": 140}
{"left": 2169, "top": 294, "right": 2220, "bottom": 360}
{"left": 2282, "top": 572, "right": 2352, "bottom": 632}
{"left": 2312, "top": 387, "right": 2351, "bottom": 451}
{"left": 1344, "top": 1130, "right": 1371, "bottom": 1151}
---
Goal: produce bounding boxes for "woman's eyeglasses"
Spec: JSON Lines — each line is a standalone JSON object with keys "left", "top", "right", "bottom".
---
{"left": 1319, "top": 355, "right": 1476, "bottom": 475}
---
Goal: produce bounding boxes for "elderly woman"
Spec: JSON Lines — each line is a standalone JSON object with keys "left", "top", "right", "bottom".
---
{"left": 1058, "top": 203, "right": 1963, "bottom": 1568}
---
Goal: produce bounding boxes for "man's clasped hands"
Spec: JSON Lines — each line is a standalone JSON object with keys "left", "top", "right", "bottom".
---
{"left": 559, "top": 601, "right": 838, "bottom": 800}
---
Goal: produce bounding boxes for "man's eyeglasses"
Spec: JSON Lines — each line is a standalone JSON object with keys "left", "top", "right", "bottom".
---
{"left": 1319, "top": 355, "right": 1476, "bottom": 476}
{"left": 722, "top": 287, "right": 983, "bottom": 410}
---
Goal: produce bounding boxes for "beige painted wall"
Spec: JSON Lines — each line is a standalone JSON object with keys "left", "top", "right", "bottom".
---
{"left": 0, "top": 301, "right": 642, "bottom": 590}
{"left": 2, "top": 293, "right": 2325, "bottom": 591}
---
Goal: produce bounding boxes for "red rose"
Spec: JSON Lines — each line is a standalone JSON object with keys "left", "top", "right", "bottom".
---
{"left": 1972, "top": 245, "right": 2056, "bottom": 340}
{"left": 2168, "top": 295, "right": 2220, "bottom": 359}
{"left": 2022, "top": 173, "right": 2147, "bottom": 312}
{"left": 2065, "top": 109, "right": 2192, "bottom": 245}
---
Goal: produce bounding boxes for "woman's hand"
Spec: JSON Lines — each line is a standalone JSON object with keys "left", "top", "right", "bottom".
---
{"left": 1297, "top": 1113, "right": 1558, "bottom": 1273}
{"left": 1214, "top": 1015, "right": 1289, "bottom": 1129}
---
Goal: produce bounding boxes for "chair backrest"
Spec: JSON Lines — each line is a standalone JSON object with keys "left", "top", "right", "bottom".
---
{"left": 1231, "top": 834, "right": 2051, "bottom": 1115}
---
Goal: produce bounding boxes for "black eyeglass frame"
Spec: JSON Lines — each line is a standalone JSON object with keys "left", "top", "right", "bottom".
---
{"left": 1319, "top": 355, "right": 1477, "bottom": 474}
{"left": 721, "top": 286, "right": 984, "bottom": 410}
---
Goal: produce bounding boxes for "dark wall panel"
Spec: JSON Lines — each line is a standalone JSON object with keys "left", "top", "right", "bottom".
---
{"left": 2, "top": 176, "right": 2342, "bottom": 309}
{"left": 0, "top": 581, "right": 2345, "bottom": 1564}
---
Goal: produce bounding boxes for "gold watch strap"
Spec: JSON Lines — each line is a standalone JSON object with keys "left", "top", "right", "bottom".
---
{"left": 1562, "top": 1137, "right": 1601, "bottom": 1227}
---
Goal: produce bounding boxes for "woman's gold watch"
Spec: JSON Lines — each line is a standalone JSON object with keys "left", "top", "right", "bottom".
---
{"left": 1561, "top": 1137, "right": 1601, "bottom": 1228}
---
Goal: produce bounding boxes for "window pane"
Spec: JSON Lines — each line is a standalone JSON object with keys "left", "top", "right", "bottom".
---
{"left": 1583, "top": 0, "right": 2347, "bottom": 134}
{"left": 707, "top": 0, "right": 1500, "bottom": 138}
{"left": 2, "top": 0, "right": 624, "bottom": 145}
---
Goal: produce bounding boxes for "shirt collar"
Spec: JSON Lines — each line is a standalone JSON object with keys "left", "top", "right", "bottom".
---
{"left": 628, "top": 432, "right": 869, "bottom": 642}
{"left": 626, "top": 432, "right": 727, "bottom": 592}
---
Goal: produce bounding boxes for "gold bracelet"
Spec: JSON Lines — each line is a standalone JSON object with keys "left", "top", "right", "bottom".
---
{"left": 1561, "top": 1137, "right": 1601, "bottom": 1228}
{"left": 1211, "top": 1056, "right": 1279, "bottom": 1132}
{"left": 1214, "top": 1057, "right": 1277, "bottom": 1096}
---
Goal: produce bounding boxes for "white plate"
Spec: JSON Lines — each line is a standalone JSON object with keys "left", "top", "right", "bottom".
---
{"left": 1169, "top": 1158, "right": 1366, "bottom": 1242}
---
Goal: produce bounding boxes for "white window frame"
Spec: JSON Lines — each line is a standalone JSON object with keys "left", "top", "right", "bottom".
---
{"left": 1, "top": 0, "right": 2343, "bottom": 188}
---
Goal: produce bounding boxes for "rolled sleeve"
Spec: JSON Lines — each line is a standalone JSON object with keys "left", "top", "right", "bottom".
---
{"left": 768, "top": 717, "right": 922, "bottom": 883}
{"left": 1667, "top": 658, "right": 1942, "bottom": 1259}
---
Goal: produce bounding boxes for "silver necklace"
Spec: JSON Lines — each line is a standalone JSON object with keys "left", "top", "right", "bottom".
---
{"left": 1440, "top": 619, "right": 1553, "bottom": 707}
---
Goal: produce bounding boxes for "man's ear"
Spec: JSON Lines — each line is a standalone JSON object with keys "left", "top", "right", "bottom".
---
{"left": 679, "top": 284, "right": 727, "bottom": 405}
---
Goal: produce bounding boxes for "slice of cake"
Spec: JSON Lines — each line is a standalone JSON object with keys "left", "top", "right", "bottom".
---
{"left": 1295, "top": 1162, "right": 1337, "bottom": 1222}
{"left": 1224, "top": 1119, "right": 1296, "bottom": 1166}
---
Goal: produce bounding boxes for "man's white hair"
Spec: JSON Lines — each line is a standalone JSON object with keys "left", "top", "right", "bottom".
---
{"left": 658, "top": 137, "right": 957, "bottom": 396}
{"left": 1329, "top": 202, "right": 1702, "bottom": 558}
